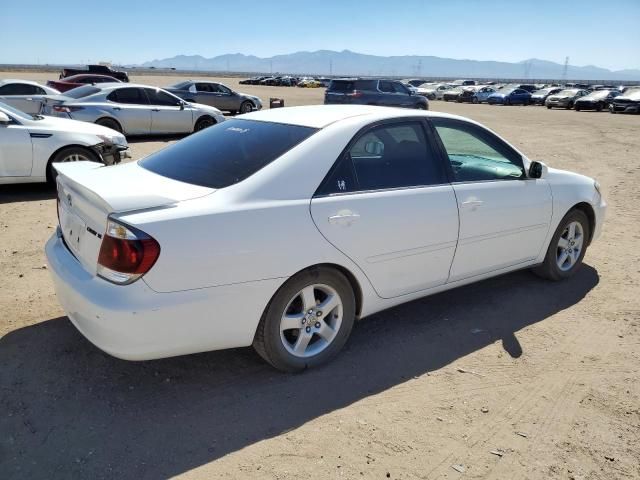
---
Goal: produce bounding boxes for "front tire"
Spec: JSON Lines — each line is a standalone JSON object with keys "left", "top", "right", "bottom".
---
{"left": 253, "top": 267, "right": 356, "bottom": 372}
{"left": 533, "top": 209, "right": 590, "bottom": 281}
{"left": 239, "top": 101, "right": 254, "bottom": 114}
{"left": 194, "top": 116, "right": 215, "bottom": 132}
{"left": 47, "top": 146, "right": 99, "bottom": 184}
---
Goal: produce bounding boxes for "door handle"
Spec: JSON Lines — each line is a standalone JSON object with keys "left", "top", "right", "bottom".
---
{"left": 112, "top": 107, "right": 121, "bottom": 110}
{"left": 328, "top": 211, "right": 360, "bottom": 226}
{"left": 151, "top": 108, "right": 160, "bottom": 112}
{"left": 461, "top": 200, "right": 484, "bottom": 209}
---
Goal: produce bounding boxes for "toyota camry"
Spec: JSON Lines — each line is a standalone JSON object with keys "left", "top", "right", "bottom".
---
{"left": 46, "top": 105, "right": 606, "bottom": 371}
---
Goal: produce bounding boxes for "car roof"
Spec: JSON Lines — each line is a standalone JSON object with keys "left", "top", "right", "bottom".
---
{"left": 90, "top": 83, "right": 167, "bottom": 91}
{"left": 239, "top": 105, "right": 467, "bottom": 129}
{"left": 0, "top": 79, "right": 43, "bottom": 86}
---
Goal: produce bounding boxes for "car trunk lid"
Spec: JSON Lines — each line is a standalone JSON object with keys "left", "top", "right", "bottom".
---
{"left": 55, "top": 161, "right": 214, "bottom": 275}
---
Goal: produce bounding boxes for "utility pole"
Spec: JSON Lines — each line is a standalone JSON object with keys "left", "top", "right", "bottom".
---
{"left": 561, "top": 56, "right": 569, "bottom": 84}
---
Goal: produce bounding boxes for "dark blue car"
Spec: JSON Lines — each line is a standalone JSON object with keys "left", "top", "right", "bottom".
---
{"left": 487, "top": 88, "right": 532, "bottom": 105}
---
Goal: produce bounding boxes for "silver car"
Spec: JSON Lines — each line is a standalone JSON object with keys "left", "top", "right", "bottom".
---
{"left": 0, "top": 79, "right": 60, "bottom": 114}
{"left": 166, "top": 80, "right": 262, "bottom": 114}
{"left": 42, "top": 83, "right": 226, "bottom": 135}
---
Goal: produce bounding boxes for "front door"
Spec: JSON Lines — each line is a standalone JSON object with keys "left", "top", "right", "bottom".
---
{"left": 145, "top": 88, "right": 193, "bottom": 134}
{"left": 311, "top": 119, "right": 459, "bottom": 298}
{"left": 430, "top": 117, "right": 552, "bottom": 282}
{"left": 0, "top": 116, "right": 33, "bottom": 177}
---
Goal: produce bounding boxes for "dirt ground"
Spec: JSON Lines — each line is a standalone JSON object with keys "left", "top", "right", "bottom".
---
{"left": 1, "top": 72, "right": 639, "bottom": 480}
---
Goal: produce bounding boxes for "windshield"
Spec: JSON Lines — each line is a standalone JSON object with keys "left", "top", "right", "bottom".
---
{"left": 169, "top": 81, "right": 191, "bottom": 90}
{"left": 558, "top": 89, "right": 579, "bottom": 96}
{"left": 140, "top": 119, "right": 318, "bottom": 188}
{"left": 64, "top": 85, "right": 101, "bottom": 99}
{"left": 584, "top": 90, "right": 609, "bottom": 100}
{"left": 0, "top": 101, "right": 37, "bottom": 121}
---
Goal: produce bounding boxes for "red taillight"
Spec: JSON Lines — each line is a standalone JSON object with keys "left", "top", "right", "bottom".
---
{"left": 347, "top": 91, "right": 363, "bottom": 98}
{"left": 97, "top": 219, "right": 160, "bottom": 284}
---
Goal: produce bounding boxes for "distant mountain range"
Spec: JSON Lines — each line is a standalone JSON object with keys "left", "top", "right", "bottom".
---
{"left": 139, "top": 50, "right": 640, "bottom": 81}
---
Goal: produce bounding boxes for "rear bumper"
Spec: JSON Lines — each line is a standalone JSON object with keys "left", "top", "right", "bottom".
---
{"left": 45, "top": 230, "right": 282, "bottom": 361}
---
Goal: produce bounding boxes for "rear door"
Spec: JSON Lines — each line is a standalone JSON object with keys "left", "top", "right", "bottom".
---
{"left": 105, "top": 87, "right": 152, "bottom": 135}
{"left": 310, "top": 119, "right": 458, "bottom": 298}
{"left": 0, "top": 112, "right": 33, "bottom": 176}
{"left": 430, "top": 117, "right": 552, "bottom": 282}
{"left": 145, "top": 88, "right": 192, "bottom": 134}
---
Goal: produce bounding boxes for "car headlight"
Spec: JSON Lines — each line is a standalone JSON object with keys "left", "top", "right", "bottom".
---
{"left": 97, "top": 133, "right": 127, "bottom": 147}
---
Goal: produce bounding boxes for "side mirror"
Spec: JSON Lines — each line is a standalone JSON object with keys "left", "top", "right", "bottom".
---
{"left": 529, "top": 161, "right": 548, "bottom": 179}
{"left": 364, "top": 141, "right": 385, "bottom": 156}
{"left": 178, "top": 101, "right": 185, "bottom": 109}
{"left": 0, "top": 111, "right": 10, "bottom": 125}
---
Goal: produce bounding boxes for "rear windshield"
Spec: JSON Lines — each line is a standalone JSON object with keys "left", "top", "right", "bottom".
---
{"left": 140, "top": 119, "right": 318, "bottom": 188}
{"left": 64, "top": 85, "right": 101, "bottom": 99}
{"left": 328, "top": 80, "right": 377, "bottom": 91}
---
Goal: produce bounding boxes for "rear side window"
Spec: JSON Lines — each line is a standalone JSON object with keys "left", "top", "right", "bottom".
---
{"left": 108, "top": 88, "right": 148, "bottom": 105}
{"left": 0, "top": 83, "right": 39, "bottom": 95}
{"left": 316, "top": 121, "right": 445, "bottom": 195}
{"left": 140, "top": 119, "right": 318, "bottom": 188}
{"left": 328, "top": 80, "right": 377, "bottom": 92}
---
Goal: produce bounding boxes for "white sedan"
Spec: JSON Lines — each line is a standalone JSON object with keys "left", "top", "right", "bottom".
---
{"left": 45, "top": 105, "right": 606, "bottom": 371}
{"left": 0, "top": 102, "right": 129, "bottom": 184}
{"left": 0, "top": 79, "right": 60, "bottom": 114}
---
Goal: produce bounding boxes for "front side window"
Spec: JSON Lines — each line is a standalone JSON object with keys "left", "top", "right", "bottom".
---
{"left": 140, "top": 119, "right": 317, "bottom": 188}
{"left": 432, "top": 118, "right": 525, "bottom": 182}
{"left": 317, "top": 121, "right": 445, "bottom": 195}
{"left": 145, "top": 89, "right": 181, "bottom": 106}
{"left": 378, "top": 81, "right": 395, "bottom": 93}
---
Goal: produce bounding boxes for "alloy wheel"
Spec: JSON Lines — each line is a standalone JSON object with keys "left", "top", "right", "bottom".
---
{"left": 556, "top": 221, "right": 584, "bottom": 271}
{"left": 279, "top": 284, "right": 343, "bottom": 358}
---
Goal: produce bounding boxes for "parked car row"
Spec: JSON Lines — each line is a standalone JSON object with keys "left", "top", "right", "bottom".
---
{"left": 408, "top": 80, "right": 639, "bottom": 113}
{"left": 239, "top": 76, "right": 331, "bottom": 88}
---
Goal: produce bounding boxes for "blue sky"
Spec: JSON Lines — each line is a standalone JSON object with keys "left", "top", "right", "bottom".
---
{"left": 1, "top": 0, "right": 638, "bottom": 71}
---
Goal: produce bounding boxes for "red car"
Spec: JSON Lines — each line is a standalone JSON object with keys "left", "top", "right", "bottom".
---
{"left": 46, "top": 74, "right": 121, "bottom": 93}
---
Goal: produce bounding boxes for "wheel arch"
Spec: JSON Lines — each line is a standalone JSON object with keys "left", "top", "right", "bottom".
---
{"left": 267, "top": 263, "right": 364, "bottom": 319}
{"left": 95, "top": 116, "right": 123, "bottom": 133}
{"left": 46, "top": 144, "right": 99, "bottom": 183}
{"left": 571, "top": 202, "right": 596, "bottom": 245}
{"left": 195, "top": 114, "right": 216, "bottom": 124}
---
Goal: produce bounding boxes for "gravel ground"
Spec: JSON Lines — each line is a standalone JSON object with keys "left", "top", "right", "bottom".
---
{"left": 1, "top": 72, "right": 639, "bottom": 480}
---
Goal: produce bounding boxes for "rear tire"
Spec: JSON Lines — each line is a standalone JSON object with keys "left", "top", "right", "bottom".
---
{"left": 253, "top": 267, "right": 356, "bottom": 372}
{"left": 596, "top": 102, "right": 603, "bottom": 112}
{"left": 533, "top": 209, "right": 590, "bottom": 281}
{"left": 472, "top": 97, "right": 479, "bottom": 104}
{"left": 47, "top": 146, "right": 99, "bottom": 185}
{"left": 95, "top": 117, "right": 122, "bottom": 133}
{"left": 547, "top": 105, "right": 552, "bottom": 109}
